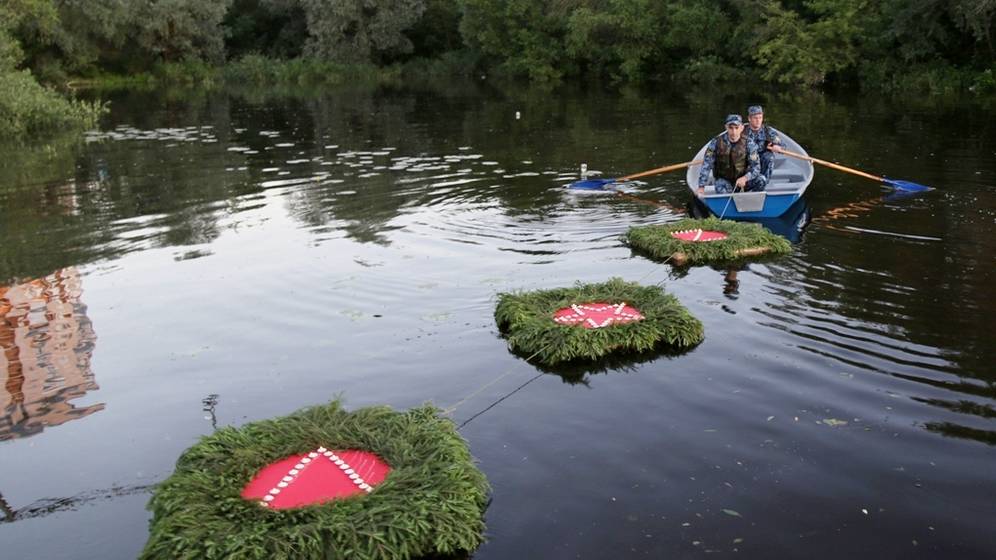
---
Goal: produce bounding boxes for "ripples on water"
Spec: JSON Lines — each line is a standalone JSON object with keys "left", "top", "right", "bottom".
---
{"left": 0, "top": 88, "right": 994, "bottom": 558}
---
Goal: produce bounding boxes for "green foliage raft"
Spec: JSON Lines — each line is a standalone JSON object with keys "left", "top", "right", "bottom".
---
{"left": 626, "top": 218, "right": 792, "bottom": 266}
{"left": 495, "top": 278, "right": 703, "bottom": 365}
{"left": 141, "top": 401, "right": 490, "bottom": 560}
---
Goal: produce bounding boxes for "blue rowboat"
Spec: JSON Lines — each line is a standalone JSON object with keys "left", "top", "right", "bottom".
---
{"left": 686, "top": 131, "right": 814, "bottom": 219}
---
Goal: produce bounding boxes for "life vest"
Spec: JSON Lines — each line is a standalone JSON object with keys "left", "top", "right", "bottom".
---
{"left": 714, "top": 134, "right": 749, "bottom": 183}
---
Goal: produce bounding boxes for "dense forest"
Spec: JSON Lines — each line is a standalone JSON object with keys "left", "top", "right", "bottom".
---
{"left": 2, "top": 0, "right": 994, "bottom": 138}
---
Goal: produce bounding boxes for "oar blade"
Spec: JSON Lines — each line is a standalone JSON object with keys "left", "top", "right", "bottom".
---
{"left": 884, "top": 178, "right": 932, "bottom": 192}
{"left": 567, "top": 178, "right": 617, "bottom": 190}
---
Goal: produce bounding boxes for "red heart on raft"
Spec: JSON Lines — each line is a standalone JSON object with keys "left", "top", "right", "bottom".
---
{"left": 669, "top": 229, "right": 728, "bottom": 242}
{"left": 241, "top": 448, "right": 391, "bottom": 510}
{"left": 553, "top": 302, "right": 645, "bottom": 329}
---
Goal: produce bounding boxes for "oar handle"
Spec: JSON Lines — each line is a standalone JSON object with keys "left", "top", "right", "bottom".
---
{"left": 619, "top": 160, "right": 702, "bottom": 182}
{"left": 780, "top": 149, "right": 884, "bottom": 183}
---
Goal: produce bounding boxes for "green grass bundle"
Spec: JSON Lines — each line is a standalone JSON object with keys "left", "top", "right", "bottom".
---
{"left": 626, "top": 217, "right": 792, "bottom": 265}
{"left": 141, "top": 401, "right": 489, "bottom": 560}
{"left": 495, "top": 278, "right": 703, "bottom": 365}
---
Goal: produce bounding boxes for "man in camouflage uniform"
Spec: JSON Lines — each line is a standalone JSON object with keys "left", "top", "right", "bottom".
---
{"left": 744, "top": 105, "right": 784, "bottom": 191}
{"left": 697, "top": 114, "right": 761, "bottom": 195}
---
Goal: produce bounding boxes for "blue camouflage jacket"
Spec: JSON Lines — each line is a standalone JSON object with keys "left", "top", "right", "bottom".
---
{"left": 697, "top": 133, "right": 761, "bottom": 186}
{"left": 746, "top": 124, "right": 783, "bottom": 154}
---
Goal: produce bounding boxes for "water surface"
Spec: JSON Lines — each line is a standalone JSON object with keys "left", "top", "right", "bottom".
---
{"left": 1, "top": 84, "right": 994, "bottom": 558}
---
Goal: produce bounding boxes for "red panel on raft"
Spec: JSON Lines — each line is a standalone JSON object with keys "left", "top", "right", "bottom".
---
{"left": 669, "top": 229, "right": 728, "bottom": 242}
{"left": 241, "top": 448, "right": 391, "bottom": 510}
{"left": 553, "top": 302, "right": 645, "bottom": 329}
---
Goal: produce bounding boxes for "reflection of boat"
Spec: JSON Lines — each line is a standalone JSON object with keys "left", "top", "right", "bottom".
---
{"left": 753, "top": 198, "right": 811, "bottom": 243}
{"left": 687, "top": 131, "right": 814, "bottom": 219}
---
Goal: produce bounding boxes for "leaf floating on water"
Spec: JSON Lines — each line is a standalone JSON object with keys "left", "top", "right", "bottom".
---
{"left": 822, "top": 418, "right": 848, "bottom": 427}
{"left": 340, "top": 309, "right": 365, "bottom": 321}
{"left": 722, "top": 509, "right": 742, "bottom": 518}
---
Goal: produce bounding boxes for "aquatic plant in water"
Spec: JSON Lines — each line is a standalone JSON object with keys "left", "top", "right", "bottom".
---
{"left": 142, "top": 401, "right": 489, "bottom": 560}
{"left": 495, "top": 278, "right": 703, "bottom": 365}
{"left": 626, "top": 217, "right": 792, "bottom": 266}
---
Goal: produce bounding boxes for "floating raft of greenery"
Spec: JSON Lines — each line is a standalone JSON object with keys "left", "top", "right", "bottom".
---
{"left": 141, "top": 402, "right": 489, "bottom": 560}
{"left": 626, "top": 217, "right": 792, "bottom": 266}
{"left": 495, "top": 278, "right": 703, "bottom": 365}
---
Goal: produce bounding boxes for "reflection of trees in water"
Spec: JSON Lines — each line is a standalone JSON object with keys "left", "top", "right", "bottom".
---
{"left": 782, "top": 89, "right": 996, "bottom": 369}
{"left": 768, "top": 190, "right": 996, "bottom": 446}
{"left": 258, "top": 84, "right": 698, "bottom": 239}
{"left": 3, "top": 86, "right": 993, "bottom": 448}
{"left": 278, "top": 83, "right": 704, "bottom": 237}
{"left": 275, "top": 89, "right": 423, "bottom": 245}
{"left": 923, "top": 422, "right": 996, "bottom": 446}
{"left": 0, "top": 484, "right": 153, "bottom": 524}
{"left": 170, "top": 87, "right": 996, "bottom": 449}
{"left": 8, "top": 83, "right": 960, "bottom": 280}
{"left": 0, "top": 93, "right": 254, "bottom": 283}
{"left": 531, "top": 349, "right": 685, "bottom": 387}
{"left": 1, "top": 267, "right": 103, "bottom": 441}
{"left": 0, "top": 134, "right": 83, "bottom": 190}
{"left": 732, "top": 90, "right": 996, "bottom": 448}
{"left": 0, "top": 491, "right": 13, "bottom": 521}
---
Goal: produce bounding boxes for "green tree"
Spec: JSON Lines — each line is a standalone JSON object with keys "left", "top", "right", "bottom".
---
{"left": 134, "top": 0, "right": 232, "bottom": 63}
{"left": 0, "top": 0, "right": 104, "bottom": 139}
{"left": 0, "top": 28, "right": 24, "bottom": 72}
{"left": 881, "top": 0, "right": 959, "bottom": 63}
{"left": 949, "top": 0, "right": 996, "bottom": 59}
{"left": 407, "top": 0, "right": 463, "bottom": 58}
{"left": 565, "top": 0, "right": 667, "bottom": 82}
{"left": 662, "top": 0, "right": 735, "bottom": 58}
{"left": 880, "top": 0, "right": 995, "bottom": 63}
{"left": 224, "top": 0, "right": 308, "bottom": 59}
{"left": 300, "top": 0, "right": 427, "bottom": 64}
{"left": 11, "top": 0, "right": 140, "bottom": 80}
{"left": 459, "top": 0, "right": 573, "bottom": 82}
{"left": 1, "top": 0, "right": 59, "bottom": 71}
{"left": 753, "top": 0, "right": 867, "bottom": 86}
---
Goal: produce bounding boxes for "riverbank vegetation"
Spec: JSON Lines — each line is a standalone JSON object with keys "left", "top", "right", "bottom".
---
{"left": 1, "top": 1, "right": 105, "bottom": 139}
{"left": 2, "top": 0, "right": 993, "bottom": 140}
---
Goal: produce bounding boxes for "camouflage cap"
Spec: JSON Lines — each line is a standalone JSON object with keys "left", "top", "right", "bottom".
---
{"left": 748, "top": 105, "right": 764, "bottom": 116}
{"left": 724, "top": 114, "right": 743, "bottom": 126}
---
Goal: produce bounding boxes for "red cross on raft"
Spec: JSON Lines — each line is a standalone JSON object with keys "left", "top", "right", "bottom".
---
{"left": 242, "top": 448, "right": 391, "bottom": 509}
{"left": 553, "top": 302, "right": 645, "bottom": 329}
{"left": 669, "top": 229, "right": 728, "bottom": 242}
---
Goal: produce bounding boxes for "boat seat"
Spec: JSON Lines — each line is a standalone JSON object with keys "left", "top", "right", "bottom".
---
{"left": 770, "top": 173, "right": 804, "bottom": 183}
{"left": 698, "top": 172, "right": 806, "bottom": 195}
{"left": 765, "top": 183, "right": 802, "bottom": 193}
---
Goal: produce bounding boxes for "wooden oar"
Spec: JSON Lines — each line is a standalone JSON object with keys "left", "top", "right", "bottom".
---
{"left": 567, "top": 160, "right": 702, "bottom": 190}
{"left": 780, "top": 149, "right": 931, "bottom": 192}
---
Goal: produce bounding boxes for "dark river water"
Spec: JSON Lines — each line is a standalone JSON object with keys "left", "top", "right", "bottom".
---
{"left": 1, "top": 83, "right": 994, "bottom": 559}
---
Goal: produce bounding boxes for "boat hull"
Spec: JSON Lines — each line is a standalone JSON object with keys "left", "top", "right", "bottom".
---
{"left": 700, "top": 191, "right": 801, "bottom": 219}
